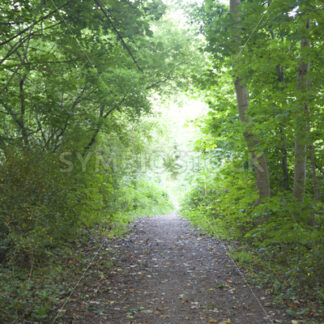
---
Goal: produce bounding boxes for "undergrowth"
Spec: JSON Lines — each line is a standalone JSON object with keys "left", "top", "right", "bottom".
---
{"left": 0, "top": 148, "right": 173, "bottom": 323}
{"left": 181, "top": 163, "right": 324, "bottom": 322}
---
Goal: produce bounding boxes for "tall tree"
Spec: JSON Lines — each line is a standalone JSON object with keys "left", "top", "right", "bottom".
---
{"left": 230, "top": 0, "right": 270, "bottom": 200}
{"left": 293, "top": 19, "right": 310, "bottom": 203}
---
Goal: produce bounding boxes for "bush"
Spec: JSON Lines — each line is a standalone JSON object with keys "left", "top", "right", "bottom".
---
{"left": 181, "top": 162, "right": 324, "bottom": 314}
{"left": 0, "top": 146, "right": 174, "bottom": 322}
{"left": 117, "top": 179, "right": 174, "bottom": 217}
{"left": 0, "top": 147, "right": 114, "bottom": 264}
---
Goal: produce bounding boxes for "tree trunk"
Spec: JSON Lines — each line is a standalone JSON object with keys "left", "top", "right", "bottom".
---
{"left": 230, "top": 0, "right": 271, "bottom": 200}
{"left": 305, "top": 106, "right": 319, "bottom": 226}
{"left": 279, "top": 127, "right": 289, "bottom": 190}
{"left": 83, "top": 105, "right": 105, "bottom": 155}
{"left": 19, "top": 74, "right": 29, "bottom": 147}
{"left": 293, "top": 23, "right": 310, "bottom": 202}
{"left": 274, "top": 65, "right": 289, "bottom": 190}
{"left": 308, "top": 144, "right": 320, "bottom": 203}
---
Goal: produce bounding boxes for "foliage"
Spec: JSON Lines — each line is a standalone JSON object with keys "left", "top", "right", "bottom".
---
{"left": 0, "top": 254, "right": 71, "bottom": 323}
{"left": 180, "top": 0, "right": 324, "bottom": 319}
{"left": 0, "top": 0, "right": 194, "bottom": 321}
{"left": 181, "top": 162, "right": 324, "bottom": 317}
{"left": 118, "top": 180, "right": 174, "bottom": 217}
{"left": 0, "top": 0, "right": 194, "bottom": 259}
{"left": 0, "top": 229, "right": 114, "bottom": 323}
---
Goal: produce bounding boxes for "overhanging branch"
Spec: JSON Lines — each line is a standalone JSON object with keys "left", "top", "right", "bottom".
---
{"left": 93, "top": 0, "right": 143, "bottom": 73}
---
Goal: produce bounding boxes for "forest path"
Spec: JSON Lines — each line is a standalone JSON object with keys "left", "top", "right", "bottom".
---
{"left": 64, "top": 213, "right": 285, "bottom": 323}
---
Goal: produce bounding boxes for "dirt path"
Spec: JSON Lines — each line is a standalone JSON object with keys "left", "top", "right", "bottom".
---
{"left": 63, "top": 213, "right": 286, "bottom": 323}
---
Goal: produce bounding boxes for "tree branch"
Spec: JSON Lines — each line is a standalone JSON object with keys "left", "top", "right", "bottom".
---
{"left": 0, "top": 2, "right": 43, "bottom": 94}
{"left": 0, "top": 2, "right": 69, "bottom": 47}
{"left": 83, "top": 95, "right": 128, "bottom": 154}
{"left": 93, "top": 0, "right": 143, "bottom": 73}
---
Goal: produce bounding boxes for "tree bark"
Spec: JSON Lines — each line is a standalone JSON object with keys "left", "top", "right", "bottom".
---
{"left": 308, "top": 144, "right": 320, "bottom": 203}
{"left": 230, "top": 0, "right": 271, "bottom": 200}
{"left": 274, "top": 65, "right": 289, "bottom": 190}
{"left": 293, "top": 22, "right": 310, "bottom": 202}
{"left": 19, "top": 74, "right": 29, "bottom": 147}
{"left": 279, "top": 127, "right": 289, "bottom": 190}
{"left": 305, "top": 106, "right": 319, "bottom": 226}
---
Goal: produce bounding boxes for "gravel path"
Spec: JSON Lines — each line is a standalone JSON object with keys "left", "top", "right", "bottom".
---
{"left": 63, "top": 213, "right": 286, "bottom": 323}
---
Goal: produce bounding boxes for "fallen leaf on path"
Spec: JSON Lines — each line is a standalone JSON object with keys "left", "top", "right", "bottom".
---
{"left": 219, "top": 319, "right": 231, "bottom": 324}
{"left": 288, "top": 303, "right": 297, "bottom": 310}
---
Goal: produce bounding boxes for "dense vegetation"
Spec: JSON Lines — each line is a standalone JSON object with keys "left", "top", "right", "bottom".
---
{"left": 0, "top": 0, "right": 197, "bottom": 321}
{"left": 181, "top": 0, "right": 324, "bottom": 319}
{"left": 0, "top": 0, "right": 323, "bottom": 322}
